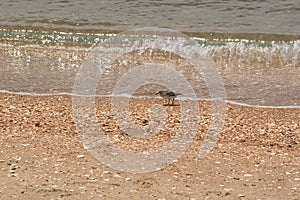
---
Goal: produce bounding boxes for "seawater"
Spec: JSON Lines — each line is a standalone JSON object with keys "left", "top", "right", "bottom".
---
{"left": 0, "top": 1, "right": 299, "bottom": 108}
{"left": 0, "top": 0, "right": 300, "bottom": 34}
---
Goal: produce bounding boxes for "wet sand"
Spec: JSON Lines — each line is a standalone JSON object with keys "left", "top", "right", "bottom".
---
{"left": 0, "top": 93, "right": 299, "bottom": 199}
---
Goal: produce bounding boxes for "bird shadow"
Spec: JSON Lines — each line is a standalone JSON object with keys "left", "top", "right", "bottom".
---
{"left": 163, "top": 104, "right": 180, "bottom": 106}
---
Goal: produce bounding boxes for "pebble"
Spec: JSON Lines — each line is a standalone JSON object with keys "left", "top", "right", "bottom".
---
{"left": 9, "top": 105, "right": 16, "bottom": 110}
{"left": 113, "top": 174, "right": 121, "bottom": 178}
{"left": 76, "top": 155, "right": 85, "bottom": 158}
{"left": 244, "top": 174, "right": 253, "bottom": 177}
{"left": 8, "top": 173, "right": 17, "bottom": 177}
{"left": 88, "top": 177, "right": 96, "bottom": 181}
{"left": 224, "top": 188, "right": 233, "bottom": 192}
{"left": 15, "top": 157, "right": 22, "bottom": 161}
{"left": 125, "top": 177, "right": 131, "bottom": 182}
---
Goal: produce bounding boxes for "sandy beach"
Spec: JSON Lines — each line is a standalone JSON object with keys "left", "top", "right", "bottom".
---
{"left": 0, "top": 93, "right": 299, "bottom": 199}
{"left": 1, "top": 1, "right": 300, "bottom": 199}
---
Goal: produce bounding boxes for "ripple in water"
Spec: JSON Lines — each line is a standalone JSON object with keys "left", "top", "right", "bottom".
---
{"left": 0, "top": 31, "right": 299, "bottom": 108}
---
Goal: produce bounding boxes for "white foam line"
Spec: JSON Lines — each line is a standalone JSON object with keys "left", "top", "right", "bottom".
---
{"left": 0, "top": 90, "right": 75, "bottom": 97}
{"left": 1, "top": 90, "right": 299, "bottom": 109}
{"left": 223, "top": 99, "right": 300, "bottom": 109}
{"left": 0, "top": 43, "right": 92, "bottom": 51}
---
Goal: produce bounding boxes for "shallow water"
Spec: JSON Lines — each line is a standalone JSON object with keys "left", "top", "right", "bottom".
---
{"left": 0, "top": 34, "right": 299, "bottom": 108}
{"left": 0, "top": 0, "right": 300, "bottom": 34}
{"left": 0, "top": 1, "right": 299, "bottom": 108}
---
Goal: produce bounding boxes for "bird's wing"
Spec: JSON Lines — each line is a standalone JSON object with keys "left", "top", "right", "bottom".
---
{"left": 165, "top": 91, "right": 176, "bottom": 96}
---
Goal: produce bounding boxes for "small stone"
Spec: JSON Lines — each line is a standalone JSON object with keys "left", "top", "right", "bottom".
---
{"left": 239, "top": 194, "right": 246, "bottom": 197}
{"left": 15, "top": 157, "right": 22, "bottom": 161}
{"left": 87, "top": 177, "right": 96, "bottom": 181}
{"left": 9, "top": 173, "right": 17, "bottom": 177}
{"left": 76, "top": 155, "right": 85, "bottom": 158}
{"left": 174, "top": 119, "right": 180, "bottom": 123}
{"left": 239, "top": 139, "right": 246, "bottom": 143}
{"left": 113, "top": 174, "right": 121, "bottom": 178}
{"left": 125, "top": 177, "right": 131, "bottom": 182}
{"left": 244, "top": 174, "right": 253, "bottom": 177}
{"left": 9, "top": 105, "right": 16, "bottom": 110}
{"left": 294, "top": 178, "right": 300, "bottom": 181}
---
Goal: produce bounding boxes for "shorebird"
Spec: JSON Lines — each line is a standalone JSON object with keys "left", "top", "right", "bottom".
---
{"left": 156, "top": 90, "right": 181, "bottom": 106}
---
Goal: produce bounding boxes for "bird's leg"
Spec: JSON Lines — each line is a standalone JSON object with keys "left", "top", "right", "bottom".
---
{"left": 163, "top": 99, "right": 167, "bottom": 106}
{"left": 170, "top": 98, "right": 174, "bottom": 106}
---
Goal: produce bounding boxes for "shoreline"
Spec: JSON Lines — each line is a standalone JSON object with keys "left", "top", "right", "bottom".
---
{"left": 1, "top": 24, "right": 300, "bottom": 41}
{"left": 1, "top": 25, "right": 300, "bottom": 48}
{"left": 1, "top": 93, "right": 299, "bottom": 199}
{"left": 1, "top": 91, "right": 300, "bottom": 109}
